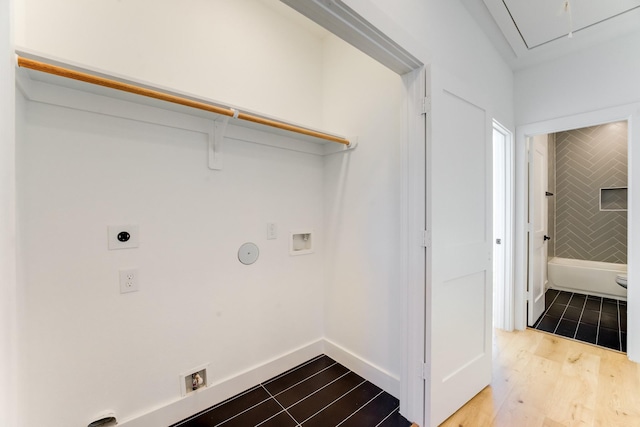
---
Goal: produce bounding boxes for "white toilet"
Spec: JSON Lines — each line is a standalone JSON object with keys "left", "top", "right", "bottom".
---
{"left": 616, "top": 274, "right": 628, "bottom": 289}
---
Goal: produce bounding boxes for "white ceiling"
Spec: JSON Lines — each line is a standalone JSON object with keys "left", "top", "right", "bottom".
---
{"left": 462, "top": 0, "right": 640, "bottom": 69}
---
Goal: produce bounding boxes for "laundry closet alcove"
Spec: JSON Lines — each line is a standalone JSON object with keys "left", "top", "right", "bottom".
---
{"left": 13, "top": 13, "right": 405, "bottom": 425}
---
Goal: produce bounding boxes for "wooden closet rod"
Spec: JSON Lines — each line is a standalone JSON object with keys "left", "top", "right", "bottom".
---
{"left": 17, "top": 56, "right": 350, "bottom": 146}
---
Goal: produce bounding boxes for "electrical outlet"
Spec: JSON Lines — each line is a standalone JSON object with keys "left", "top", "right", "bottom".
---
{"left": 108, "top": 225, "right": 139, "bottom": 250}
{"left": 119, "top": 269, "right": 139, "bottom": 293}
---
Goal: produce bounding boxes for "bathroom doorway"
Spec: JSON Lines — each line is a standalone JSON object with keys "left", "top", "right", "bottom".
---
{"left": 527, "top": 121, "right": 629, "bottom": 352}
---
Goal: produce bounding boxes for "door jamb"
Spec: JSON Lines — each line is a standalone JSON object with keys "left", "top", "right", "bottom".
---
{"left": 493, "top": 120, "right": 515, "bottom": 331}
{"left": 399, "top": 66, "right": 427, "bottom": 425}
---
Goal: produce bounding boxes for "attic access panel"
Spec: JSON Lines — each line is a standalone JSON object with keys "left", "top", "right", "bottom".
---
{"left": 502, "top": 0, "right": 640, "bottom": 49}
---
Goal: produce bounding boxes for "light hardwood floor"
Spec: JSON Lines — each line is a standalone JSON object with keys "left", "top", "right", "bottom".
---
{"left": 439, "top": 328, "right": 640, "bottom": 427}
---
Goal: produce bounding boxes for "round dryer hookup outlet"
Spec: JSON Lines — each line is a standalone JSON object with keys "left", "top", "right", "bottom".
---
{"left": 238, "top": 242, "right": 259, "bottom": 265}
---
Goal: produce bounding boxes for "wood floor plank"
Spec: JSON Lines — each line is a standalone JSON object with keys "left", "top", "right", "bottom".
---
{"left": 439, "top": 328, "right": 640, "bottom": 427}
{"left": 593, "top": 346, "right": 640, "bottom": 426}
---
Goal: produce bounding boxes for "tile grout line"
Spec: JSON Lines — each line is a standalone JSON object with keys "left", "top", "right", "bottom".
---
{"left": 283, "top": 370, "right": 352, "bottom": 411}
{"left": 214, "top": 395, "right": 275, "bottom": 427}
{"left": 535, "top": 289, "right": 561, "bottom": 328}
{"left": 257, "top": 384, "right": 301, "bottom": 427}
{"left": 572, "top": 294, "right": 589, "bottom": 340}
{"left": 334, "top": 390, "right": 385, "bottom": 427}
{"left": 251, "top": 407, "right": 292, "bottom": 427}
{"left": 263, "top": 354, "right": 326, "bottom": 387}
{"left": 374, "top": 406, "right": 400, "bottom": 427}
{"left": 617, "top": 300, "right": 623, "bottom": 352}
{"left": 595, "top": 297, "right": 603, "bottom": 345}
{"left": 271, "top": 362, "right": 338, "bottom": 399}
{"left": 171, "top": 385, "right": 264, "bottom": 427}
{"left": 552, "top": 292, "right": 573, "bottom": 334}
{"left": 299, "top": 378, "right": 368, "bottom": 425}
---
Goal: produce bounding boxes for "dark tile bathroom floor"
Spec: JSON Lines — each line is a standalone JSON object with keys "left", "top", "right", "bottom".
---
{"left": 533, "top": 289, "right": 627, "bottom": 352}
{"left": 170, "top": 355, "right": 412, "bottom": 427}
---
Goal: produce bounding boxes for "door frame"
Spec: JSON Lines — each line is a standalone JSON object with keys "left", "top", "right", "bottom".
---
{"left": 527, "top": 134, "right": 549, "bottom": 326}
{"left": 399, "top": 65, "right": 428, "bottom": 425}
{"left": 514, "top": 104, "right": 639, "bottom": 362}
{"left": 493, "top": 120, "right": 515, "bottom": 331}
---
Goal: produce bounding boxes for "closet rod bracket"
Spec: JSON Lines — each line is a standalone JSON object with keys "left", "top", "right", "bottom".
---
{"left": 209, "top": 114, "right": 234, "bottom": 170}
{"left": 323, "top": 136, "right": 358, "bottom": 156}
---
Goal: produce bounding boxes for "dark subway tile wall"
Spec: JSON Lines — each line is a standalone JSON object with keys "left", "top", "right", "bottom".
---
{"left": 533, "top": 289, "right": 627, "bottom": 352}
{"left": 171, "top": 355, "right": 412, "bottom": 427}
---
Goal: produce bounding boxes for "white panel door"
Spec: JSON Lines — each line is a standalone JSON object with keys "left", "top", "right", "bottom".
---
{"left": 426, "top": 70, "right": 493, "bottom": 426}
{"left": 528, "top": 135, "right": 548, "bottom": 326}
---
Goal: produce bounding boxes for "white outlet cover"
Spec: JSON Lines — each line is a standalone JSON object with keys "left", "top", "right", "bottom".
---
{"left": 108, "top": 225, "right": 139, "bottom": 250}
{"left": 119, "top": 269, "right": 139, "bottom": 293}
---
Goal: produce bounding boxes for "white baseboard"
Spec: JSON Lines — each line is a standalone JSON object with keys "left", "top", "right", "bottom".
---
{"left": 118, "top": 339, "right": 324, "bottom": 427}
{"left": 117, "top": 338, "right": 400, "bottom": 427}
{"left": 323, "top": 338, "right": 401, "bottom": 398}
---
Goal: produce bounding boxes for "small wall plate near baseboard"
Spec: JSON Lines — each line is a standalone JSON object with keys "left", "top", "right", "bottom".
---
{"left": 180, "top": 363, "right": 210, "bottom": 397}
{"left": 87, "top": 411, "right": 117, "bottom": 427}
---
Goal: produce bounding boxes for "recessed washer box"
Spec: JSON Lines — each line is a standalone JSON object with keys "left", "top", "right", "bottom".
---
{"left": 290, "top": 230, "right": 313, "bottom": 255}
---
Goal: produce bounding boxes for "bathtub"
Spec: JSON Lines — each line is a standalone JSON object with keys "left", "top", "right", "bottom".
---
{"left": 547, "top": 257, "right": 627, "bottom": 300}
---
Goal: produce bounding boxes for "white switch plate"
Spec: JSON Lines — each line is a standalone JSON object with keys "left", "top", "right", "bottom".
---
{"left": 108, "top": 225, "right": 139, "bottom": 250}
{"left": 119, "top": 269, "right": 139, "bottom": 293}
{"left": 267, "top": 223, "right": 277, "bottom": 240}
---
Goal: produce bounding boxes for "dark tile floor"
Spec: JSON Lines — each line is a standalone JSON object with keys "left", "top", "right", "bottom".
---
{"left": 171, "top": 355, "right": 412, "bottom": 427}
{"left": 533, "top": 288, "right": 627, "bottom": 352}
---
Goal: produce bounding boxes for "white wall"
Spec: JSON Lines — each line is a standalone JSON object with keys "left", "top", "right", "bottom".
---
{"left": 15, "top": 0, "right": 325, "bottom": 129}
{"left": 515, "top": 31, "right": 640, "bottom": 361}
{"left": 322, "top": 34, "right": 404, "bottom": 384}
{"left": 350, "top": 0, "right": 514, "bottom": 127}
{"left": 1, "top": 0, "right": 17, "bottom": 425}
{"left": 516, "top": 32, "right": 640, "bottom": 126}
{"left": 14, "top": 2, "right": 332, "bottom": 425}
{"left": 426, "top": 0, "right": 514, "bottom": 128}
{"left": 17, "top": 91, "right": 325, "bottom": 427}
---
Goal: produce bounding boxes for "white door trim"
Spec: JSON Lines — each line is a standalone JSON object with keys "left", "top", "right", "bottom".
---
{"left": 514, "top": 103, "right": 640, "bottom": 362}
{"left": 528, "top": 135, "right": 549, "bottom": 326}
{"left": 493, "top": 120, "right": 515, "bottom": 331}
{"left": 399, "top": 66, "right": 427, "bottom": 425}
{"left": 1, "top": 0, "right": 17, "bottom": 425}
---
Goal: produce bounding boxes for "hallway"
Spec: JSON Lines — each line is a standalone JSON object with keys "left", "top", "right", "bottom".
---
{"left": 440, "top": 328, "right": 640, "bottom": 427}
